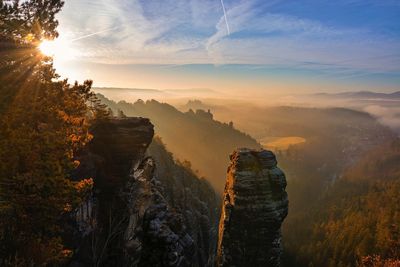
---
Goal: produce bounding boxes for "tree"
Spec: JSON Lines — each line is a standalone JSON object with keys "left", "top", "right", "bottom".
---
{"left": 0, "top": 0, "right": 103, "bottom": 265}
{"left": 0, "top": 0, "right": 64, "bottom": 112}
{"left": 117, "top": 109, "right": 127, "bottom": 118}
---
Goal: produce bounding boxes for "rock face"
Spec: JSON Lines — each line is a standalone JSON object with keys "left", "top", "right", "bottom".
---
{"left": 122, "top": 138, "right": 219, "bottom": 267}
{"left": 123, "top": 156, "right": 196, "bottom": 266}
{"left": 68, "top": 118, "right": 218, "bottom": 267}
{"left": 216, "top": 149, "right": 288, "bottom": 267}
{"left": 146, "top": 138, "right": 219, "bottom": 267}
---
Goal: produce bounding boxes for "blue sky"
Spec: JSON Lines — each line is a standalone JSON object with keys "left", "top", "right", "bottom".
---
{"left": 54, "top": 0, "right": 400, "bottom": 95}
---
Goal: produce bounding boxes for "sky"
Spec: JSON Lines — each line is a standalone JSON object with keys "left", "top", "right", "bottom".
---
{"left": 53, "top": 0, "right": 400, "bottom": 97}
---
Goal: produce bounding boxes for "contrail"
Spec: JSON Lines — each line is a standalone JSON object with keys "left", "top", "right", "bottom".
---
{"left": 70, "top": 25, "right": 123, "bottom": 42}
{"left": 220, "top": 0, "right": 230, "bottom": 35}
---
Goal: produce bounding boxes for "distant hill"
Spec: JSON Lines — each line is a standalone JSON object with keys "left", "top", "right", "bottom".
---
{"left": 92, "top": 87, "right": 221, "bottom": 103}
{"left": 94, "top": 87, "right": 163, "bottom": 93}
{"left": 285, "top": 91, "right": 400, "bottom": 133}
{"left": 96, "top": 94, "right": 260, "bottom": 192}
{"left": 312, "top": 91, "right": 400, "bottom": 100}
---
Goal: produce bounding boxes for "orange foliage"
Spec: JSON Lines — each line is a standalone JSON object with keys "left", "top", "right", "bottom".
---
{"left": 360, "top": 255, "right": 400, "bottom": 267}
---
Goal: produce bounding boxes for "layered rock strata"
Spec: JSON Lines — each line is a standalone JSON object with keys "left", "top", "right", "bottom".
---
{"left": 216, "top": 149, "right": 288, "bottom": 267}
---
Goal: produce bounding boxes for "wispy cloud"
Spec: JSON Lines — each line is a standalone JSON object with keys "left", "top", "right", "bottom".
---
{"left": 205, "top": 1, "right": 400, "bottom": 74}
{"left": 56, "top": 0, "right": 400, "bottom": 77}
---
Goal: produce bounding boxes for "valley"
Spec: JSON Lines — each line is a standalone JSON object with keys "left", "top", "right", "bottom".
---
{"left": 259, "top": 136, "right": 306, "bottom": 151}
{"left": 96, "top": 91, "right": 399, "bottom": 266}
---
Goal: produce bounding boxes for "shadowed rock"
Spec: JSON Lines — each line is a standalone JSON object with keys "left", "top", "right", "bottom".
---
{"left": 68, "top": 118, "right": 218, "bottom": 266}
{"left": 217, "top": 148, "right": 288, "bottom": 267}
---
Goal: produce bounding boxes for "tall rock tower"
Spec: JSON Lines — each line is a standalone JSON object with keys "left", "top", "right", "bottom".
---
{"left": 217, "top": 149, "right": 288, "bottom": 267}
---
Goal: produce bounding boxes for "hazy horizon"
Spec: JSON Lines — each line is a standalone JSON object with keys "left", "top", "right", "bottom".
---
{"left": 93, "top": 86, "right": 400, "bottom": 135}
{"left": 92, "top": 86, "right": 400, "bottom": 102}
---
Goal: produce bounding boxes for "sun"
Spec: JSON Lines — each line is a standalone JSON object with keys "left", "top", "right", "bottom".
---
{"left": 39, "top": 39, "right": 76, "bottom": 60}
{"left": 39, "top": 40, "right": 57, "bottom": 57}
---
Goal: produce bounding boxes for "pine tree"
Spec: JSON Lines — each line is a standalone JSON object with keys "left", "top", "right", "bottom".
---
{"left": 0, "top": 1, "right": 102, "bottom": 265}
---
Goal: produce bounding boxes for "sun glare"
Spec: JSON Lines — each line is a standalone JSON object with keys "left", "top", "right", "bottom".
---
{"left": 39, "top": 39, "right": 76, "bottom": 61}
{"left": 39, "top": 40, "right": 57, "bottom": 56}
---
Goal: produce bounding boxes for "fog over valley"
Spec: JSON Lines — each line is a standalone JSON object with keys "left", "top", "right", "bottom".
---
{"left": 2, "top": 1, "right": 399, "bottom": 266}
{"left": 95, "top": 87, "right": 400, "bottom": 135}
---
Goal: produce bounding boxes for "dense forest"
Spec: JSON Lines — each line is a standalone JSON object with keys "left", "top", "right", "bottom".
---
{"left": 283, "top": 139, "right": 400, "bottom": 267}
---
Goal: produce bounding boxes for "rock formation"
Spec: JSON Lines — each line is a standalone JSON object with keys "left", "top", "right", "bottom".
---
{"left": 122, "top": 156, "right": 196, "bottom": 266}
{"left": 67, "top": 118, "right": 287, "bottom": 266}
{"left": 216, "top": 149, "right": 288, "bottom": 267}
{"left": 68, "top": 118, "right": 218, "bottom": 266}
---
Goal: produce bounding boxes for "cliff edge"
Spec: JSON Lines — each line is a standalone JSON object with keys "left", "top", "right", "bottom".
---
{"left": 69, "top": 118, "right": 218, "bottom": 266}
{"left": 216, "top": 149, "right": 288, "bottom": 267}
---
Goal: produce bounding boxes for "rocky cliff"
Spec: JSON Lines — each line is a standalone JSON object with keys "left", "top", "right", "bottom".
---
{"left": 216, "top": 149, "right": 288, "bottom": 267}
{"left": 67, "top": 118, "right": 287, "bottom": 266}
{"left": 68, "top": 118, "right": 218, "bottom": 266}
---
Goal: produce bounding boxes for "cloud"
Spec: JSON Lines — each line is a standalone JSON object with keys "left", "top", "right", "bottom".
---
{"left": 364, "top": 105, "right": 400, "bottom": 132}
{"left": 205, "top": 0, "right": 400, "bottom": 73}
{"left": 55, "top": 0, "right": 400, "bottom": 77}
{"left": 57, "top": 0, "right": 216, "bottom": 64}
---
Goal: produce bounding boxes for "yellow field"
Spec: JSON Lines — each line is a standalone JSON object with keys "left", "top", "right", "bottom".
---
{"left": 260, "top": 136, "right": 306, "bottom": 151}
